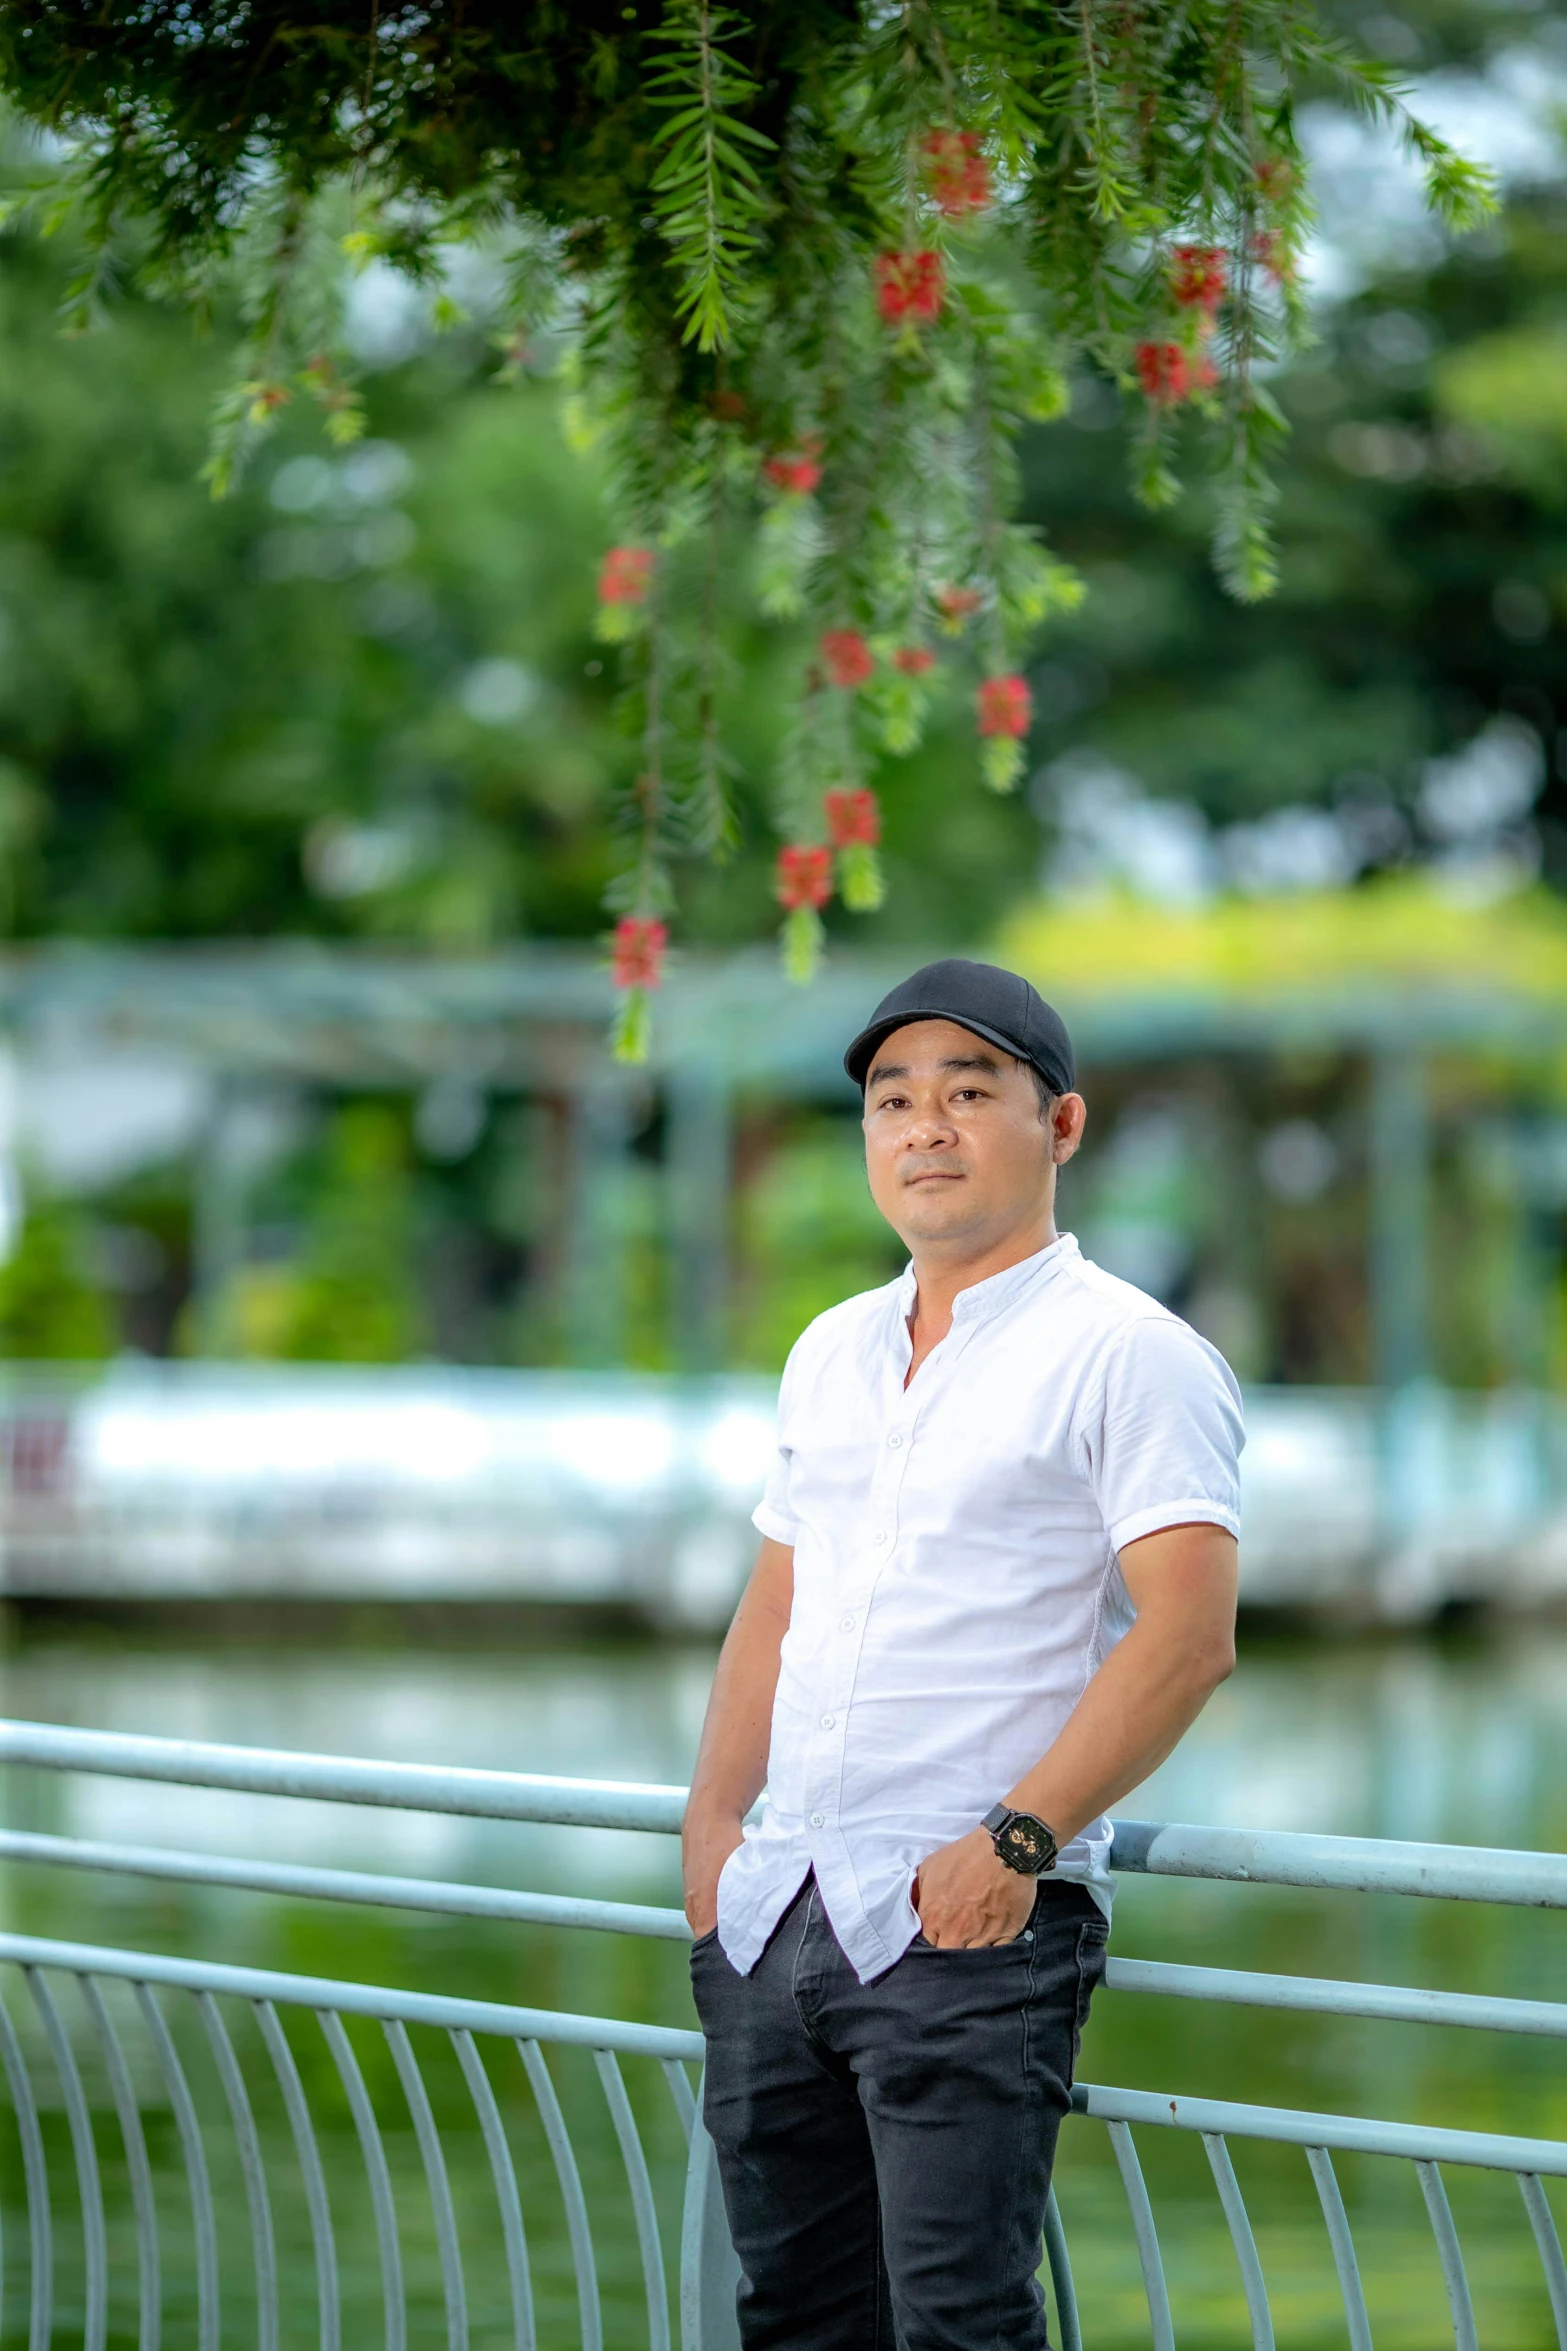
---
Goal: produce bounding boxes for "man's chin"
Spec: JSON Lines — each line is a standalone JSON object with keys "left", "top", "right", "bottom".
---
{"left": 896, "top": 1186, "right": 979, "bottom": 1238}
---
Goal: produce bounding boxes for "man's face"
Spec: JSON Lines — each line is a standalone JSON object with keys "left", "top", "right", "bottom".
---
{"left": 861, "top": 1017, "right": 1083, "bottom": 1250}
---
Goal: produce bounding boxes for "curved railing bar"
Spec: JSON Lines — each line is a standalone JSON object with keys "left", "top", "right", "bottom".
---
{"left": 518, "top": 2038, "right": 603, "bottom": 2351}
{"left": 384, "top": 2019, "right": 469, "bottom": 2351}
{"left": 595, "top": 2049, "right": 672, "bottom": 2351}
{"left": 5, "top": 1718, "right": 1566, "bottom": 1908}
{"left": 318, "top": 2010, "right": 405, "bottom": 2351}
{"left": 1201, "top": 2133, "right": 1274, "bottom": 2351}
{"left": 0, "top": 1930, "right": 703, "bottom": 2064}
{"left": 0, "top": 1829, "right": 689, "bottom": 1942}
{"left": 1074, "top": 2082, "right": 1567, "bottom": 2179}
{"left": 134, "top": 1983, "right": 219, "bottom": 2351}
{"left": 661, "top": 2058, "right": 697, "bottom": 2148}
{"left": 1518, "top": 2175, "right": 1567, "bottom": 2350}
{"left": 27, "top": 1968, "right": 108, "bottom": 2351}
{"left": 1042, "top": 2187, "right": 1082, "bottom": 2351}
{"left": 451, "top": 2028, "right": 535, "bottom": 2351}
{"left": 1303, "top": 2146, "right": 1372, "bottom": 2351}
{"left": 255, "top": 2000, "right": 340, "bottom": 2351}
{"left": 0, "top": 1979, "right": 54, "bottom": 2351}
{"left": 80, "top": 1976, "right": 161, "bottom": 2351}
{"left": 1105, "top": 2121, "right": 1176, "bottom": 2351}
{"left": 1107, "top": 1956, "right": 1567, "bottom": 2040}
{"left": 1414, "top": 2162, "right": 1478, "bottom": 2351}
{"left": 197, "top": 1991, "right": 279, "bottom": 2351}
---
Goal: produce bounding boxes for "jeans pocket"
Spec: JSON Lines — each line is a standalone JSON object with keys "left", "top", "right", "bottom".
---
{"left": 1070, "top": 1919, "right": 1109, "bottom": 2066}
{"left": 910, "top": 1918, "right": 1036, "bottom": 1953}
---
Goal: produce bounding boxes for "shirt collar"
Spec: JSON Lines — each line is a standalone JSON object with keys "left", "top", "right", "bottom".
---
{"left": 896, "top": 1232, "right": 1078, "bottom": 1330}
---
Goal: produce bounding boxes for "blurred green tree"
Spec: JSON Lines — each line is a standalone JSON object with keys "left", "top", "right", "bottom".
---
{"left": 1014, "top": 166, "right": 1567, "bottom": 881}
{"left": 0, "top": 183, "right": 637, "bottom": 943}
{"left": 192, "top": 1101, "right": 426, "bottom": 1361}
{"left": 0, "top": 1199, "right": 115, "bottom": 1357}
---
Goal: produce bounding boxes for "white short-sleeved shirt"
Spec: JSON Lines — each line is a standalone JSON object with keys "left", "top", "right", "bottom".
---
{"left": 717, "top": 1233, "right": 1243, "bottom": 1984}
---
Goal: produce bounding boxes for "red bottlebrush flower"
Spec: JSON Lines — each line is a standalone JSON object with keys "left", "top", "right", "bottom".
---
{"left": 764, "top": 453, "right": 823, "bottom": 494}
{"left": 976, "top": 674, "right": 1032, "bottom": 739}
{"left": 1255, "top": 157, "right": 1296, "bottom": 202}
{"left": 922, "top": 129, "right": 992, "bottom": 218}
{"left": 775, "top": 844, "right": 833, "bottom": 911}
{"left": 892, "top": 646, "right": 936, "bottom": 676}
{"left": 824, "top": 787, "right": 881, "bottom": 849}
{"left": 820, "top": 628, "right": 876, "bottom": 688}
{"left": 707, "top": 388, "right": 748, "bottom": 423}
{"left": 1170, "top": 245, "right": 1228, "bottom": 311}
{"left": 875, "top": 250, "right": 946, "bottom": 326}
{"left": 610, "top": 915, "right": 667, "bottom": 990}
{"left": 598, "top": 545, "right": 655, "bottom": 605}
{"left": 1134, "top": 341, "right": 1194, "bottom": 406}
{"left": 935, "top": 585, "right": 982, "bottom": 630}
{"left": 1251, "top": 229, "right": 1293, "bottom": 284}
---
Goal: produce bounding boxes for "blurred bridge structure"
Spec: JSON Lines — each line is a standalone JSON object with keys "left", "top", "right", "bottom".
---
{"left": 0, "top": 932, "right": 1563, "bottom": 1619}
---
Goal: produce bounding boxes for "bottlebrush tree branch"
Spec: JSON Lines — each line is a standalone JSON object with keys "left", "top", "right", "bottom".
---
{"left": 0, "top": 0, "right": 1497, "bottom": 1053}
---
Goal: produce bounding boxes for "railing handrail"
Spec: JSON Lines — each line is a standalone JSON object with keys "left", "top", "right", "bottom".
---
{"left": 1072, "top": 2080, "right": 1567, "bottom": 2180}
{"left": 0, "top": 1716, "right": 689, "bottom": 1831}
{"left": 4, "top": 1715, "right": 1567, "bottom": 1909}
{"left": 1112, "top": 1817, "right": 1567, "bottom": 1907}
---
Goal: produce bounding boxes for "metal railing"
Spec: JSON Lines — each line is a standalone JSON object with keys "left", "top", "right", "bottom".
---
{"left": 0, "top": 1716, "right": 1563, "bottom": 2349}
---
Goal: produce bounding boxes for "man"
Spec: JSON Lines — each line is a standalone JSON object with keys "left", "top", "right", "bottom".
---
{"left": 683, "top": 957, "right": 1242, "bottom": 2351}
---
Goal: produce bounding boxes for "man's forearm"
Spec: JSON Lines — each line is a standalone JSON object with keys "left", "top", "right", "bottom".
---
{"left": 682, "top": 1537, "right": 793, "bottom": 1929}
{"left": 1006, "top": 1615, "right": 1229, "bottom": 1845}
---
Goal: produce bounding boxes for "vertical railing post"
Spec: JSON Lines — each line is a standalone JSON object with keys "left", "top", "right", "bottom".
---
{"left": 680, "top": 2104, "right": 741, "bottom": 2351}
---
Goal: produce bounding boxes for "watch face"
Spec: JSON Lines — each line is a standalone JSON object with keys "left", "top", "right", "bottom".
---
{"left": 999, "top": 1815, "right": 1054, "bottom": 1873}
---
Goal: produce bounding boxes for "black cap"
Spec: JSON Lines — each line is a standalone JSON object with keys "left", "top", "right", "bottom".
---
{"left": 844, "top": 958, "right": 1075, "bottom": 1094}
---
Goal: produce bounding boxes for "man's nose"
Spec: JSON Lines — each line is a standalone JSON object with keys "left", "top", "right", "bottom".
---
{"left": 903, "top": 1106, "right": 958, "bottom": 1147}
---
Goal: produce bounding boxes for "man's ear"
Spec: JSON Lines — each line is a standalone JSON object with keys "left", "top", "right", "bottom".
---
{"left": 1050, "top": 1092, "right": 1087, "bottom": 1166}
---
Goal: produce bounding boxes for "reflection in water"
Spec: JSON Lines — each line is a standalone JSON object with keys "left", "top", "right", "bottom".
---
{"left": 2, "top": 1617, "right": 1565, "bottom": 2350}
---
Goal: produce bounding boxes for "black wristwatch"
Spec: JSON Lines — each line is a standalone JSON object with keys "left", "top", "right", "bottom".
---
{"left": 983, "top": 1803, "right": 1059, "bottom": 1877}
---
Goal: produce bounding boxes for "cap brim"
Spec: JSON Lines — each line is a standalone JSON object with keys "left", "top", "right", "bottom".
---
{"left": 845, "top": 1009, "right": 1051, "bottom": 1090}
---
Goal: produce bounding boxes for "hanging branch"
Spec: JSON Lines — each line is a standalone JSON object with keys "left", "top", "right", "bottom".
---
{"left": 646, "top": 0, "right": 775, "bottom": 352}
{"left": 608, "top": 556, "right": 676, "bottom": 1065}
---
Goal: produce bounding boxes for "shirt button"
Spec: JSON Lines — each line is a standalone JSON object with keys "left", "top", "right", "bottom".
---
{"left": 840, "top": 1615, "right": 855, "bottom": 1631}
{"left": 888, "top": 1432, "right": 904, "bottom": 1449}
{"left": 810, "top": 1812, "right": 825, "bottom": 1828}
{"left": 872, "top": 1530, "right": 889, "bottom": 1545}
{"left": 821, "top": 1714, "right": 835, "bottom": 1729}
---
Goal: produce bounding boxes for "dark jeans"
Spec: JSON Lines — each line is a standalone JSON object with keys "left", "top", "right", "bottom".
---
{"left": 689, "top": 1874, "right": 1108, "bottom": 2351}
